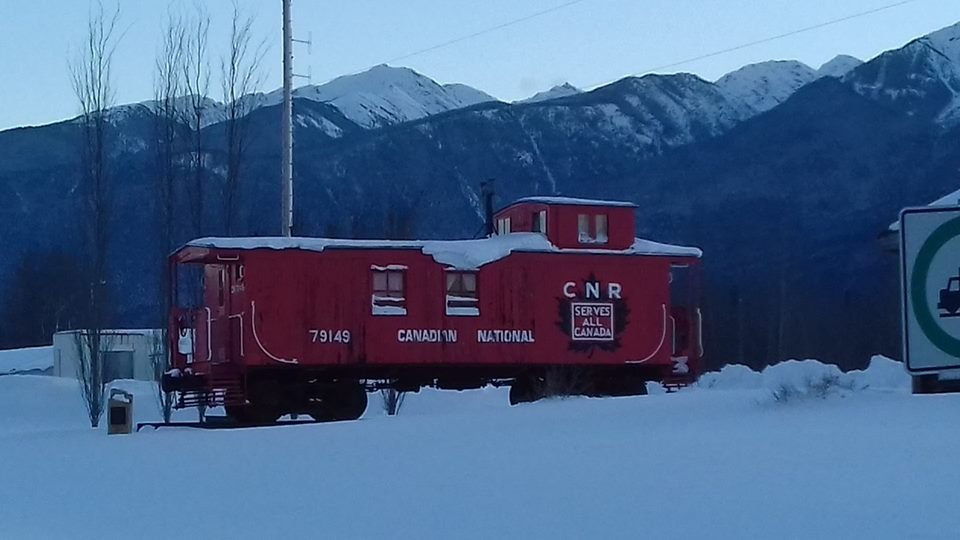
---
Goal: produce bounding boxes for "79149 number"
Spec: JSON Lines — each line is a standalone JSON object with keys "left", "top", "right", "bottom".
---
{"left": 308, "top": 329, "right": 351, "bottom": 344}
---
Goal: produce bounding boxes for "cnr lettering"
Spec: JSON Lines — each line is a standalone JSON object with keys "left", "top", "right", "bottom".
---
{"left": 563, "top": 281, "right": 622, "bottom": 299}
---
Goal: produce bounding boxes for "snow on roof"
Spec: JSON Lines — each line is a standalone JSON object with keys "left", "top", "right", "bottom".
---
{"left": 186, "top": 233, "right": 701, "bottom": 269}
{"left": 630, "top": 238, "right": 702, "bottom": 258}
{"left": 507, "top": 196, "right": 638, "bottom": 208}
{"left": 888, "top": 187, "right": 960, "bottom": 231}
{"left": 0, "top": 346, "right": 53, "bottom": 375}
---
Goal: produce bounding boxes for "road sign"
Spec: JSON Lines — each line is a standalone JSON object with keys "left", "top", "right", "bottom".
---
{"left": 901, "top": 206, "right": 960, "bottom": 372}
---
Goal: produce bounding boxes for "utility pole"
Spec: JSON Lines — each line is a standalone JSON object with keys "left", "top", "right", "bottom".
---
{"left": 281, "top": 0, "right": 294, "bottom": 237}
{"left": 280, "top": 0, "right": 311, "bottom": 237}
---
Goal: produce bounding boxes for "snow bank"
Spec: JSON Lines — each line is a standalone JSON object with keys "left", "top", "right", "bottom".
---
{"left": 697, "top": 363, "right": 762, "bottom": 389}
{"left": 698, "top": 356, "right": 910, "bottom": 392}
{"left": 847, "top": 356, "right": 912, "bottom": 390}
{"left": 0, "top": 346, "right": 53, "bottom": 375}
{"left": 762, "top": 359, "right": 847, "bottom": 389}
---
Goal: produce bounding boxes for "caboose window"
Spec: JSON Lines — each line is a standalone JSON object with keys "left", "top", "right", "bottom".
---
{"left": 497, "top": 217, "right": 511, "bottom": 235}
{"left": 578, "top": 214, "right": 590, "bottom": 243}
{"left": 595, "top": 214, "right": 608, "bottom": 244}
{"left": 532, "top": 210, "right": 546, "bottom": 233}
{"left": 446, "top": 271, "right": 479, "bottom": 316}
{"left": 577, "top": 214, "right": 608, "bottom": 244}
{"left": 218, "top": 268, "right": 226, "bottom": 306}
{"left": 372, "top": 269, "right": 406, "bottom": 316}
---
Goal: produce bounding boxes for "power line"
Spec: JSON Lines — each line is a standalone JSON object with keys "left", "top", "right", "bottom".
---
{"left": 382, "top": 0, "right": 593, "bottom": 65}
{"left": 584, "top": 0, "right": 923, "bottom": 90}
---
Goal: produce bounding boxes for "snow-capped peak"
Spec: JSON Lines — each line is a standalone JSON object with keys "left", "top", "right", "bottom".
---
{"left": 715, "top": 60, "right": 817, "bottom": 113}
{"left": 844, "top": 21, "right": 960, "bottom": 127}
{"left": 519, "top": 83, "right": 581, "bottom": 103}
{"left": 442, "top": 83, "right": 497, "bottom": 107}
{"left": 816, "top": 55, "right": 863, "bottom": 79}
{"left": 263, "top": 64, "right": 497, "bottom": 129}
{"left": 902, "top": 22, "right": 960, "bottom": 126}
{"left": 920, "top": 20, "right": 960, "bottom": 61}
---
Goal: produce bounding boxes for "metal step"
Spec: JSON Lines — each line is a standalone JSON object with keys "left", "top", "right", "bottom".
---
{"left": 176, "top": 376, "right": 246, "bottom": 409}
{"left": 661, "top": 378, "right": 691, "bottom": 393}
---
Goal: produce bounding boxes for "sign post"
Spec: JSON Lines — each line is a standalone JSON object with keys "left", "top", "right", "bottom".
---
{"left": 901, "top": 206, "right": 960, "bottom": 373}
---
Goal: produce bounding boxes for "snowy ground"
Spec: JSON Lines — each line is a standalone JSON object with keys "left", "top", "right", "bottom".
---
{"left": 1, "top": 356, "right": 959, "bottom": 539}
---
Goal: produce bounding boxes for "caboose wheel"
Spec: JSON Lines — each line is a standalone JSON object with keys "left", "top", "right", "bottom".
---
{"left": 339, "top": 384, "right": 368, "bottom": 420}
{"left": 225, "top": 405, "right": 254, "bottom": 424}
{"left": 308, "top": 383, "right": 368, "bottom": 422}
{"left": 226, "top": 404, "right": 281, "bottom": 425}
{"left": 591, "top": 376, "right": 648, "bottom": 397}
{"left": 243, "top": 379, "right": 285, "bottom": 424}
{"left": 509, "top": 377, "right": 537, "bottom": 405}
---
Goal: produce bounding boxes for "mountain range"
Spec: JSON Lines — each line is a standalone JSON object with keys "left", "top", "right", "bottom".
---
{"left": 4, "top": 21, "right": 960, "bottom": 370}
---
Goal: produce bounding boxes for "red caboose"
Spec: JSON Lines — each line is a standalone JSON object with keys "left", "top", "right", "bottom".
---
{"left": 162, "top": 197, "right": 703, "bottom": 423}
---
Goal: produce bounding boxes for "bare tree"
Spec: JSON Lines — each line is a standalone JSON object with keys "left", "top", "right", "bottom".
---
{"left": 149, "top": 330, "right": 174, "bottom": 422}
{"left": 220, "top": 2, "right": 266, "bottom": 235}
{"left": 380, "top": 388, "right": 405, "bottom": 416}
{"left": 69, "top": 1, "right": 121, "bottom": 427}
{"left": 151, "top": 11, "right": 187, "bottom": 423}
{"left": 181, "top": 3, "right": 211, "bottom": 238}
{"left": 176, "top": 5, "right": 213, "bottom": 422}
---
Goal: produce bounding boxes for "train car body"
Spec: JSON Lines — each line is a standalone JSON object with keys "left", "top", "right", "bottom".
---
{"left": 163, "top": 197, "right": 703, "bottom": 422}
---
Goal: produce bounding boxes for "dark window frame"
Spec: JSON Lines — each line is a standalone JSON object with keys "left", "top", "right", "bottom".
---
{"left": 445, "top": 271, "right": 479, "bottom": 316}
{"left": 372, "top": 269, "right": 407, "bottom": 315}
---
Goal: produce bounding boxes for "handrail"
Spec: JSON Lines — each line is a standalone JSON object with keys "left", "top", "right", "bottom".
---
{"left": 203, "top": 307, "right": 212, "bottom": 362}
{"left": 696, "top": 308, "right": 704, "bottom": 358}
{"left": 669, "top": 315, "right": 677, "bottom": 356}
{"left": 251, "top": 301, "right": 298, "bottom": 364}
{"left": 628, "top": 304, "right": 667, "bottom": 364}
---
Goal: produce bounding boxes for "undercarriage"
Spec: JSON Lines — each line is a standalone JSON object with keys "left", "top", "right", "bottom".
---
{"left": 162, "top": 363, "right": 681, "bottom": 425}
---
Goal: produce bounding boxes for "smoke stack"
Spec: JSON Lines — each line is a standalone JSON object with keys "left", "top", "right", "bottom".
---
{"left": 481, "top": 179, "right": 495, "bottom": 237}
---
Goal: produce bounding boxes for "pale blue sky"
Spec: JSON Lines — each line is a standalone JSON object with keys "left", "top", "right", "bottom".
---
{"left": 1, "top": 0, "right": 959, "bottom": 130}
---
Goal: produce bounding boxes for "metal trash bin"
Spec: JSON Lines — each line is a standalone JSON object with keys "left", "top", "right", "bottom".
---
{"left": 108, "top": 389, "right": 133, "bottom": 435}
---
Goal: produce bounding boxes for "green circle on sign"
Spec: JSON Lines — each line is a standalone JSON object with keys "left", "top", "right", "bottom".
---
{"left": 911, "top": 216, "right": 960, "bottom": 356}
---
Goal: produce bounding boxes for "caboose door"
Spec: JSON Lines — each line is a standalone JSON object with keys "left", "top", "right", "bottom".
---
{"left": 227, "top": 263, "right": 246, "bottom": 363}
{"left": 205, "top": 264, "right": 236, "bottom": 364}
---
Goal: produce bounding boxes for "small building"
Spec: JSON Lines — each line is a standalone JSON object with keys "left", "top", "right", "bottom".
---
{"left": 52, "top": 329, "right": 163, "bottom": 382}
